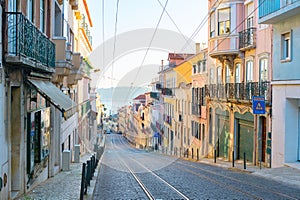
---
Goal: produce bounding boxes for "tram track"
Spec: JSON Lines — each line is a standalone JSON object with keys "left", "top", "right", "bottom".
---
{"left": 110, "top": 134, "right": 190, "bottom": 200}
{"left": 104, "top": 134, "right": 300, "bottom": 199}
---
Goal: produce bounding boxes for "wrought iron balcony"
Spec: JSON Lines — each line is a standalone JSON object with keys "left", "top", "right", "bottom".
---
{"left": 239, "top": 28, "right": 256, "bottom": 51}
{"left": 4, "top": 12, "right": 55, "bottom": 70}
{"left": 205, "top": 82, "right": 271, "bottom": 103}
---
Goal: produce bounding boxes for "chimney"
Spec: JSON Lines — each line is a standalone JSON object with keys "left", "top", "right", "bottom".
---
{"left": 160, "top": 60, "right": 164, "bottom": 71}
{"left": 196, "top": 43, "right": 200, "bottom": 54}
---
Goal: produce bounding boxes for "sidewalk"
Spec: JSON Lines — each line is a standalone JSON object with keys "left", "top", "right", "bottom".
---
{"left": 186, "top": 156, "right": 300, "bottom": 189}
{"left": 18, "top": 135, "right": 105, "bottom": 200}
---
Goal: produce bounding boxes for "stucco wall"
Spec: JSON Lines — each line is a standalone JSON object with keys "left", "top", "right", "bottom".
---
{"left": 273, "top": 13, "right": 300, "bottom": 80}
{"left": 272, "top": 83, "right": 300, "bottom": 167}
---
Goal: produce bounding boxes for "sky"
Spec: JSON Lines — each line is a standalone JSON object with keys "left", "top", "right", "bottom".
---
{"left": 86, "top": 0, "right": 209, "bottom": 89}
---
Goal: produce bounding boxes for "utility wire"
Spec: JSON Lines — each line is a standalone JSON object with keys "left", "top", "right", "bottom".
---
{"left": 124, "top": 0, "right": 169, "bottom": 105}
{"left": 174, "top": 0, "right": 268, "bottom": 84}
{"left": 132, "top": 0, "right": 169, "bottom": 87}
{"left": 156, "top": 0, "right": 194, "bottom": 52}
{"left": 111, "top": 0, "right": 120, "bottom": 114}
{"left": 180, "top": 0, "right": 225, "bottom": 52}
{"left": 102, "top": 0, "right": 105, "bottom": 71}
{"left": 112, "top": 0, "right": 120, "bottom": 86}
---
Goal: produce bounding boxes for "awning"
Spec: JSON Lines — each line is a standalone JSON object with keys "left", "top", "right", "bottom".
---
{"left": 27, "top": 79, "right": 77, "bottom": 119}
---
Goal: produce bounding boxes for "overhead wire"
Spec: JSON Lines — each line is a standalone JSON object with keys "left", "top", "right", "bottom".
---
{"left": 174, "top": 0, "right": 268, "bottom": 85}
{"left": 156, "top": 0, "right": 194, "bottom": 52}
{"left": 111, "top": 0, "right": 120, "bottom": 115}
{"left": 124, "top": 0, "right": 169, "bottom": 105}
{"left": 180, "top": 0, "right": 225, "bottom": 52}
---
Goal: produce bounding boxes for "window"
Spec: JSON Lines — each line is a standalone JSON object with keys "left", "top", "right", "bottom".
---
{"left": 217, "top": 67, "right": 222, "bottom": 84}
{"left": 9, "top": 0, "right": 17, "bottom": 12}
{"left": 259, "top": 58, "right": 268, "bottom": 82}
{"left": 281, "top": 32, "right": 291, "bottom": 61}
{"left": 202, "top": 61, "right": 206, "bottom": 72}
{"left": 54, "top": 4, "right": 62, "bottom": 36}
{"left": 210, "top": 11, "right": 215, "bottom": 37}
{"left": 246, "top": 3, "right": 254, "bottom": 28}
{"left": 218, "top": 8, "right": 230, "bottom": 35}
{"left": 27, "top": 0, "right": 34, "bottom": 22}
{"left": 40, "top": 0, "right": 45, "bottom": 32}
{"left": 193, "top": 64, "right": 197, "bottom": 74}
{"left": 235, "top": 63, "right": 241, "bottom": 83}
{"left": 210, "top": 68, "right": 214, "bottom": 84}
{"left": 246, "top": 61, "right": 253, "bottom": 82}
{"left": 197, "top": 61, "right": 201, "bottom": 73}
{"left": 225, "top": 64, "right": 230, "bottom": 83}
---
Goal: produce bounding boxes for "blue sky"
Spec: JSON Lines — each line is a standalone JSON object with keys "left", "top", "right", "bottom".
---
{"left": 86, "top": 0, "right": 208, "bottom": 49}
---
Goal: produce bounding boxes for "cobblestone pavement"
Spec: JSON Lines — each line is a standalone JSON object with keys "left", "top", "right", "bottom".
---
{"left": 93, "top": 134, "right": 300, "bottom": 199}
{"left": 18, "top": 153, "right": 98, "bottom": 200}
{"left": 20, "top": 134, "right": 300, "bottom": 200}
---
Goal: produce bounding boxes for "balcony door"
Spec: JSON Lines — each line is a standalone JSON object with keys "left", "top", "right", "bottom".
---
{"left": 7, "top": 0, "right": 18, "bottom": 54}
{"left": 8, "top": 0, "right": 17, "bottom": 12}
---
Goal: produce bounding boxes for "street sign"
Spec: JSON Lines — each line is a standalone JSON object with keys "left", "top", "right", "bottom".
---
{"left": 153, "top": 132, "right": 159, "bottom": 137}
{"left": 252, "top": 96, "right": 266, "bottom": 114}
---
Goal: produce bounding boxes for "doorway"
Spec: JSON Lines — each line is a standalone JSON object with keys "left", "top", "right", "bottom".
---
{"left": 260, "top": 116, "right": 267, "bottom": 163}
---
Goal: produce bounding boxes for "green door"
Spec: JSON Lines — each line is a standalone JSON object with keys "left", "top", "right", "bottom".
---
{"left": 217, "top": 117, "right": 229, "bottom": 159}
{"left": 238, "top": 121, "right": 254, "bottom": 162}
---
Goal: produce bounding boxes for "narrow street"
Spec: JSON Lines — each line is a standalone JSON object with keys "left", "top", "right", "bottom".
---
{"left": 93, "top": 134, "right": 300, "bottom": 200}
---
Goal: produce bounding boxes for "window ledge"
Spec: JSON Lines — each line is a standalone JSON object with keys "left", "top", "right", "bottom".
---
{"left": 280, "top": 58, "right": 291, "bottom": 63}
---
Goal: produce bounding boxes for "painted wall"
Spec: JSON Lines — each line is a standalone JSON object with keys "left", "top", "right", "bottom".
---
{"left": 273, "top": 13, "right": 300, "bottom": 80}
{"left": 272, "top": 83, "right": 300, "bottom": 167}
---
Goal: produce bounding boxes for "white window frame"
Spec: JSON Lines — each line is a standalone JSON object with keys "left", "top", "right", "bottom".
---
{"left": 259, "top": 58, "right": 268, "bottom": 82}
{"left": 235, "top": 63, "right": 241, "bottom": 83}
{"left": 217, "top": 67, "right": 222, "bottom": 84}
{"left": 225, "top": 64, "right": 230, "bottom": 83}
{"left": 281, "top": 31, "right": 292, "bottom": 62}
{"left": 218, "top": 8, "right": 230, "bottom": 35}
{"left": 246, "top": 60, "right": 253, "bottom": 82}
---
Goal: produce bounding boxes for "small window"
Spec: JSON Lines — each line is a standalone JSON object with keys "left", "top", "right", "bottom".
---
{"left": 281, "top": 32, "right": 291, "bottom": 62}
{"left": 202, "top": 61, "right": 206, "bottom": 72}
{"left": 193, "top": 64, "right": 197, "bottom": 74}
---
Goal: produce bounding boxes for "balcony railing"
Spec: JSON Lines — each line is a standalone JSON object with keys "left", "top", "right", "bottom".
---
{"left": 239, "top": 28, "right": 256, "bottom": 50}
{"left": 205, "top": 82, "right": 271, "bottom": 103}
{"left": 5, "top": 12, "right": 55, "bottom": 68}
{"left": 259, "top": 0, "right": 300, "bottom": 19}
